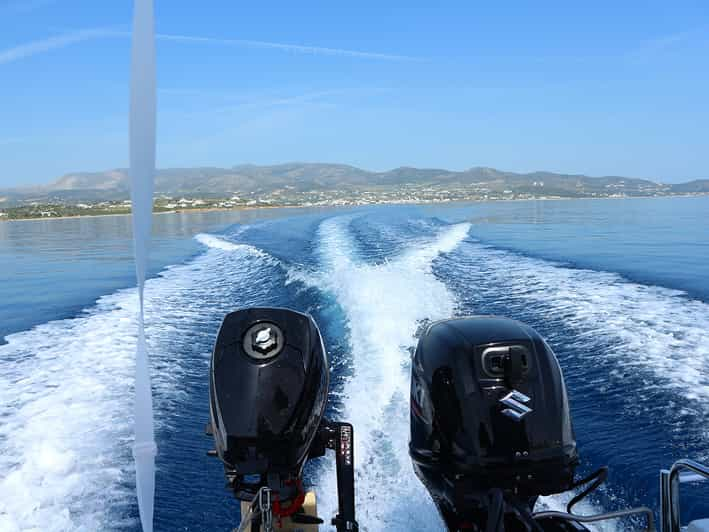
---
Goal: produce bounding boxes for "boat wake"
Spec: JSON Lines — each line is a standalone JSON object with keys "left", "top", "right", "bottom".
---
{"left": 442, "top": 239, "right": 709, "bottom": 428}
{"left": 194, "top": 233, "right": 268, "bottom": 257}
{"left": 299, "top": 217, "right": 471, "bottom": 530}
{"left": 0, "top": 237, "right": 276, "bottom": 532}
{"left": 2, "top": 215, "right": 706, "bottom": 531}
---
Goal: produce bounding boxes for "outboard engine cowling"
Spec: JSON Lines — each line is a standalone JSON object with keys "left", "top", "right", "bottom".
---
{"left": 410, "top": 316, "right": 578, "bottom": 530}
{"left": 209, "top": 307, "right": 329, "bottom": 501}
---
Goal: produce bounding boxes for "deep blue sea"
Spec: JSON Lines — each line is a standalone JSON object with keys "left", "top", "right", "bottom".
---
{"left": 1, "top": 196, "right": 708, "bottom": 531}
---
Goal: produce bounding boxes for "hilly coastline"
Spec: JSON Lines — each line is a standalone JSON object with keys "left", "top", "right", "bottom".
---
{"left": 1, "top": 163, "right": 707, "bottom": 219}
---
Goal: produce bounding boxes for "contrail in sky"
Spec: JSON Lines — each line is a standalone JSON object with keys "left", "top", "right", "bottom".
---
{"left": 156, "top": 33, "right": 420, "bottom": 61}
{"left": 0, "top": 27, "right": 419, "bottom": 66}
{"left": 0, "top": 28, "right": 122, "bottom": 65}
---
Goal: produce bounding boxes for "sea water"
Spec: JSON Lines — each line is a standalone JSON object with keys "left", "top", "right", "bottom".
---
{"left": 0, "top": 196, "right": 707, "bottom": 531}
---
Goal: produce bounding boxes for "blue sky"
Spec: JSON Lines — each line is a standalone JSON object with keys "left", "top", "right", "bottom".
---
{"left": 0, "top": 0, "right": 707, "bottom": 186}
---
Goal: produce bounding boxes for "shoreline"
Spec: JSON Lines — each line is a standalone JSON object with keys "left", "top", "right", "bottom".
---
{"left": 1, "top": 192, "right": 707, "bottom": 222}
{"left": 0, "top": 204, "right": 300, "bottom": 222}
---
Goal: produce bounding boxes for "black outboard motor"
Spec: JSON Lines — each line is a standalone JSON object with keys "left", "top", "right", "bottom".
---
{"left": 410, "top": 316, "right": 578, "bottom": 531}
{"left": 208, "top": 307, "right": 358, "bottom": 532}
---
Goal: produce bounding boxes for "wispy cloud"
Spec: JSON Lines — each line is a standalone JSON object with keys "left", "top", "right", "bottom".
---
{"left": 1, "top": 0, "right": 57, "bottom": 15}
{"left": 0, "top": 26, "right": 419, "bottom": 66}
{"left": 626, "top": 26, "right": 709, "bottom": 62}
{"left": 0, "top": 137, "right": 29, "bottom": 146}
{"left": 156, "top": 33, "right": 421, "bottom": 61}
{"left": 0, "top": 27, "right": 124, "bottom": 65}
{"left": 166, "top": 89, "right": 346, "bottom": 122}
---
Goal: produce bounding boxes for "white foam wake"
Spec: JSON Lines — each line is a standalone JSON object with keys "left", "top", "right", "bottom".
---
{"left": 456, "top": 241, "right": 709, "bottom": 416}
{"left": 194, "top": 233, "right": 266, "bottom": 256}
{"left": 311, "top": 218, "right": 471, "bottom": 531}
{"left": 0, "top": 294, "right": 138, "bottom": 532}
{"left": 0, "top": 241, "right": 273, "bottom": 532}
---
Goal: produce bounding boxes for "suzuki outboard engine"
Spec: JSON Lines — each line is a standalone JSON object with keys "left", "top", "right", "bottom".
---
{"left": 208, "top": 307, "right": 358, "bottom": 532}
{"left": 410, "top": 316, "right": 578, "bottom": 531}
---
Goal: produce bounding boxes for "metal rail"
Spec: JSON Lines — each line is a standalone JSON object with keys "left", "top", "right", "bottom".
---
{"left": 535, "top": 506, "right": 655, "bottom": 531}
{"left": 660, "top": 459, "right": 709, "bottom": 532}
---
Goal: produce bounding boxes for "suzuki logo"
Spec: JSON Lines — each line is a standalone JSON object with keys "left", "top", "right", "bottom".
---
{"left": 500, "top": 390, "right": 532, "bottom": 422}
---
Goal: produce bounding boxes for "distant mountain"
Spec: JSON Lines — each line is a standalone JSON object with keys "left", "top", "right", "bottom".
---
{"left": 669, "top": 179, "right": 709, "bottom": 193}
{"left": 0, "top": 163, "right": 705, "bottom": 206}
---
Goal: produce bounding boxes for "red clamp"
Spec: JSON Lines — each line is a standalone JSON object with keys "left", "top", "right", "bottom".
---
{"left": 272, "top": 478, "right": 306, "bottom": 526}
